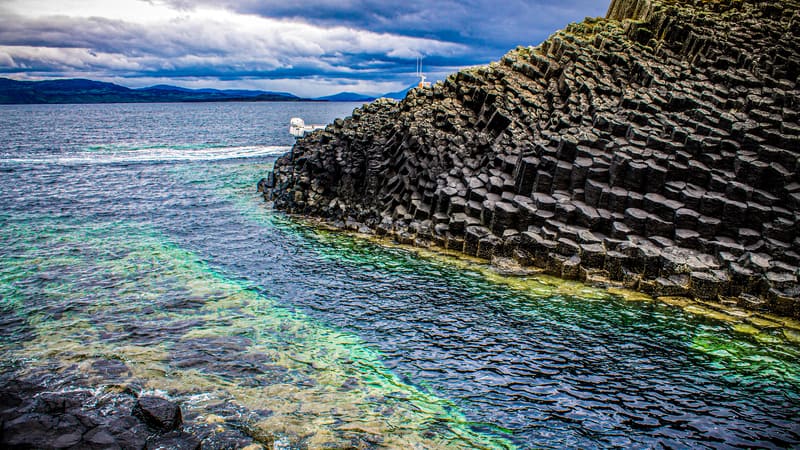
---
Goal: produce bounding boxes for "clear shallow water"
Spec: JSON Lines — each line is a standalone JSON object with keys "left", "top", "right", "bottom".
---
{"left": 1, "top": 102, "right": 799, "bottom": 449}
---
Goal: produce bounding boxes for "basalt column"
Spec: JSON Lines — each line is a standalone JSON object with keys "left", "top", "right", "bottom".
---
{"left": 266, "top": 0, "right": 800, "bottom": 317}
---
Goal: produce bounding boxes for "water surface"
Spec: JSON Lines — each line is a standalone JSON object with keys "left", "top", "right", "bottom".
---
{"left": 1, "top": 102, "right": 799, "bottom": 448}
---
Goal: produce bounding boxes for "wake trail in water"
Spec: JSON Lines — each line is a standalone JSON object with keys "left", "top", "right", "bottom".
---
{"left": 0, "top": 144, "right": 291, "bottom": 165}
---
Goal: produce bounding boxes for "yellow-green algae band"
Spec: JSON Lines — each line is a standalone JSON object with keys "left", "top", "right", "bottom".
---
{"left": 177, "top": 161, "right": 800, "bottom": 392}
{"left": 288, "top": 221, "right": 800, "bottom": 393}
{"left": 0, "top": 217, "right": 514, "bottom": 449}
{"left": 308, "top": 222, "right": 800, "bottom": 347}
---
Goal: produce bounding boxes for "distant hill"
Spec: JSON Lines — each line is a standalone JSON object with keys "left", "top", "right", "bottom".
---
{"left": 314, "top": 84, "right": 418, "bottom": 102}
{"left": 314, "top": 92, "right": 377, "bottom": 102}
{"left": 380, "top": 85, "right": 415, "bottom": 101}
{"left": 0, "top": 78, "right": 303, "bottom": 104}
{"left": 196, "top": 88, "right": 297, "bottom": 98}
{"left": 0, "top": 77, "right": 424, "bottom": 104}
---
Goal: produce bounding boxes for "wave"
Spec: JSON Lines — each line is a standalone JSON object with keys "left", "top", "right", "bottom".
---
{"left": 1, "top": 145, "right": 292, "bottom": 165}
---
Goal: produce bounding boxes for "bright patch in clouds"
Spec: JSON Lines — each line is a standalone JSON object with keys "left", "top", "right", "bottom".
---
{"left": 4, "top": 0, "right": 185, "bottom": 22}
{"left": 0, "top": 0, "right": 607, "bottom": 96}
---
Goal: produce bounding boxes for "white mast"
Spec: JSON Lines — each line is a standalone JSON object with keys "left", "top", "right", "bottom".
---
{"left": 417, "top": 56, "right": 430, "bottom": 88}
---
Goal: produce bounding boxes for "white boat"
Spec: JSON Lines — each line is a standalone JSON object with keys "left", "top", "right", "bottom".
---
{"left": 289, "top": 117, "right": 325, "bottom": 138}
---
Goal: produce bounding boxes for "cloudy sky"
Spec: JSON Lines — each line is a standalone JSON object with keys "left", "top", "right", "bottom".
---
{"left": 0, "top": 0, "right": 607, "bottom": 97}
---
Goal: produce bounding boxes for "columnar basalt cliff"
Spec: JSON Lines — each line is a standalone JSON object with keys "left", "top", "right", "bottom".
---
{"left": 266, "top": 0, "right": 800, "bottom": 317}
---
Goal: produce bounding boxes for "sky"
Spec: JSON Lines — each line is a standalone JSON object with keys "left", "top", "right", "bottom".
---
{"left": 0, "top": 0, "right": 608, "bottom": 97}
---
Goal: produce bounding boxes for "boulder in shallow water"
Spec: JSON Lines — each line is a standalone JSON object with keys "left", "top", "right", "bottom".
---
{"left": 146, "top": 430, "right": 200, "bottom": 450}
{"left": 134, "top": 396, "right": 182, "bottom": 432}
{"left": 3, "top": 412, "right": 85, "bottom": 449}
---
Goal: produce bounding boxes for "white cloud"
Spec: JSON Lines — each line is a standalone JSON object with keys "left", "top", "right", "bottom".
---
{"left": 0, "top": 51, "right": 15, "bottom": 67}
{"left": 0, "top": 46, "right": 144, "bottom": 71}
{"left": 0, "top": 0, "right": 610, "bottom": 96}
{"left": 1, "top": 0, "right": 188, "bottom": 23}
{"left": 0, "top": 2, "right": 465, "bottom": 67}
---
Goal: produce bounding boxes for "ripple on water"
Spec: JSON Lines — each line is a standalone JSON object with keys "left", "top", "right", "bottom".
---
{"left": 276, "top": 226, "right": 800, "bottom": 448}
{"left": 0, "top": 103, "right": 799, "bottom": 448}
{"left": 0, "top": 219, "right": 514, "bottom": 448}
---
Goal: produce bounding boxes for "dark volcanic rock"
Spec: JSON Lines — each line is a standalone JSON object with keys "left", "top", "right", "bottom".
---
{"left": 133, "top": 396, "right": 182, "bottom": 432}
{"left": 3, "top": 412, "right": 86, "bottom": 448}
{"left": 146, "top": 431, "right": 200, "bottom": 450}
{"left": 0, "top": 372, "right": 269, "bottom": 450}
{"left": 266, "top": 0, "right": 800, "bottom": 317}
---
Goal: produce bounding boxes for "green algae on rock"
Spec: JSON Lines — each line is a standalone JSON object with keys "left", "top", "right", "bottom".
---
{"left": 265, "top": 0, "right": 800, "bottom": 318}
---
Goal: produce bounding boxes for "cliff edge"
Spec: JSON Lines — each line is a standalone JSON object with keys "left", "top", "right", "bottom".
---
{"left": 266, "top": 0, "right": 800, "bottom": 317}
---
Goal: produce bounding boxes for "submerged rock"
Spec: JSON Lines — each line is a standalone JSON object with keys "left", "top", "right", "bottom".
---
{"left": 145, "top": 431, "right": 200, "bottom": 450}
{"left": 0, "top": 374, "right": 264, "bottom": 450}
{"left": 265, "top": 0, "right": 800, "bottom": 318}
{"left": 133, "top": 395, "right": 183, "bottom": 432}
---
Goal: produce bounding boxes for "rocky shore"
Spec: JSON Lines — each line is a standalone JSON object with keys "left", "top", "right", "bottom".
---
{"left": 265, "top": 0, "right": 800, "bottom": 318}
{"left": 0, "top": 370, "right": 266, "bottom": 449}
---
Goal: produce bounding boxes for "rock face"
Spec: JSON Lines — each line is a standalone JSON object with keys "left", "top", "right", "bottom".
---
{"left": 266, "top": 0, "right": 800, "bottom": 317}
{"left": 133, "top": 396, "right": 183, "bottom": 432}
{"left": 0, "top": 383, "right": 179, "bottom": 450}
{"left": 0, "top": 377, "right": 263, "bottom": 450}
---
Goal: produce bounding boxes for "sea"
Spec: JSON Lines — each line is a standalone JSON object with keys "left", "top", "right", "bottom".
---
{"left": 1, "top": 102, "right": 799, "bottom": 448}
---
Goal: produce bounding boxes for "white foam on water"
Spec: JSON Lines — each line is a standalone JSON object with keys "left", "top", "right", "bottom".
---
{"left": 1, "top": 145, "right": 292, "bottom": 165}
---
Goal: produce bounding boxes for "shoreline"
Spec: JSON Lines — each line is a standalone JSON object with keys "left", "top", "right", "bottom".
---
{"left": 0, "top": 369, "right": 267, "bottom": 449}
{"left": 281, "top": 212, "right": 800, "bottom": 343}
{"left": 264, "top": 0, "right": 800, "bottom": 320}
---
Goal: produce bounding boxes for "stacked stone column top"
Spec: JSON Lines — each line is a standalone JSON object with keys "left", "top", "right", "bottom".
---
{"left": 267, "top": 0, "right": 800, "bottom": 317}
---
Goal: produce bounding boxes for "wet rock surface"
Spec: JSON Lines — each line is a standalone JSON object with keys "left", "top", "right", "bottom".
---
{"left": 0, "top": 373, "right": 266, "bottom": 450}
{"left": 133, "top": 396, "right": 182, "bottom": 432}
{"left": 267, "top": 0, "right": 800, "bottom": 318}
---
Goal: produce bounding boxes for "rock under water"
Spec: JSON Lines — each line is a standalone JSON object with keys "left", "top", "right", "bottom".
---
{"left": 0, "top": 374, "right": 265, "bottom": 450}
{"left": 266, "top": 0, "right": 800, "bottom": 317}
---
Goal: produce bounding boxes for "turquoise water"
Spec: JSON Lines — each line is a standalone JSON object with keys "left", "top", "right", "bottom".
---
{"left": 1, "top": 102, "right": 799, "bottom": 448}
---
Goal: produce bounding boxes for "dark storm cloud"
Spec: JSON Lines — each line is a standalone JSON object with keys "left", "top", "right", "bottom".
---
{"left": 0, "top": 10, "right": 464, "bottom": 78}
{"left": 165, "top": 0, "right": 608, "bottom": 53}
{"left": 0, "top": 1, "right": 608, "bottom": 95}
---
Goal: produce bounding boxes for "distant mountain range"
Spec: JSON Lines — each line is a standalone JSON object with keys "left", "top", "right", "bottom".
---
{"left": 0, "top": 77, "right": 417, "bottom": 104}
{"left": 381, "top": 86, "right": 415, "bottom": 101}
{"left": 0, "top": 78, "right": 302, "bottom": 104}
{"left": 314, "top": 92, "right": 378, "bottom": 102}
